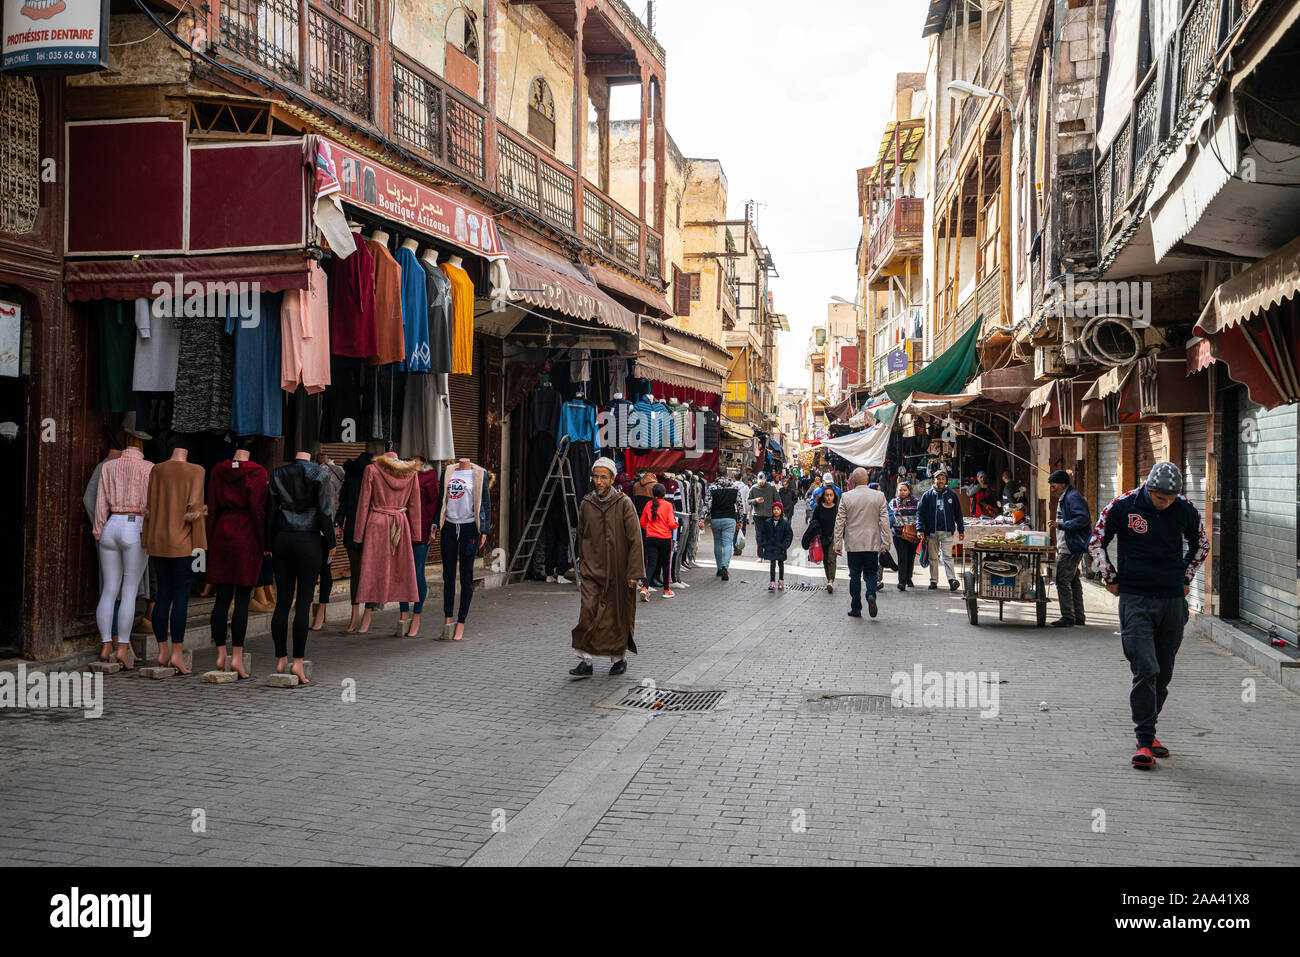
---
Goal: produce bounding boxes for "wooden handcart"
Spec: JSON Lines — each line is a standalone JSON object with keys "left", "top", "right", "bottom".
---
{"left": 961, "top": 540, "right": 1056, "bottom": 627}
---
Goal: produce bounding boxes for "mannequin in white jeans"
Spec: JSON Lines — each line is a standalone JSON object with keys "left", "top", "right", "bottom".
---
{"left": 97, "top": 515, "right": 148, "bottom": 667}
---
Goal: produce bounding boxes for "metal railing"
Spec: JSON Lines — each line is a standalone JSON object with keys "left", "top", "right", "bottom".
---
{"left": 391, "top": 53, "right": 487, "bottom": 182}
{"left": 1095, "top": 0, "right": 1229, "bottom": 252}
{"left": 219, "top": 0, "right": 301, "bottom": 82}
{"left": 646, "top": 232, "right": 662, "bottom": 283}
{"left": 308, "top": 8, "right": 372, "bottom": 120}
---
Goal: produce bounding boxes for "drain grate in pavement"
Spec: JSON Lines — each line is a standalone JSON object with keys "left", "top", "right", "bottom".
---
{"left": 803, "top": 693, "right": 928, "bottom": 715}
{"left": 613, "top": 685, "right": 727, "bottom": 713}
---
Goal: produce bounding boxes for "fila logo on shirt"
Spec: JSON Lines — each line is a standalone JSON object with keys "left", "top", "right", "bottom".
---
{"left": 448, "top": 478, "right": 469, "bottom": 500}
{"left": 1127, "top": 514, "right": 1149, "bottom": 534}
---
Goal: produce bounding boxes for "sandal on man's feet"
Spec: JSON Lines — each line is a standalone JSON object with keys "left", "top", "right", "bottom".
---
{"left": 1131, "top": 746, "right": 1156, "bottom": 769}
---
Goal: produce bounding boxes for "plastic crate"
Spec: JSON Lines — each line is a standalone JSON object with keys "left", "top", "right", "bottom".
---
{"left": 981, "top": 563, "right": 1026, "bottom": 599}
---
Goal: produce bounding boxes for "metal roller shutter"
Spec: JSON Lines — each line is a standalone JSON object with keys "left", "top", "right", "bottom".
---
{"left": 448, "top": 340, "right": 482, "bottom": 462}
{"left": 1136, "top": 423, "right": 1161, "bottom": 479}
{"left": 1237, "top": 402, "right": 1298, "bottom": 644}
{"left": 1096, "top": 431, "right": 1120, "bottom": 519}
{"left": 1180, "top": 415, "right": 1209, "bottom": 613}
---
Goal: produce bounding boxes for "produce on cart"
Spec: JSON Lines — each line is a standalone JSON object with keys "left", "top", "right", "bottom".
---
{"left": 961, "top": 529, "right": 1055, "bottom": 627}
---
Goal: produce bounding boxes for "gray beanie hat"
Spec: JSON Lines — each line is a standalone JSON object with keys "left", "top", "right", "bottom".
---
{"left": 1146, "top": 461, "right": 1183, "bottom": 494}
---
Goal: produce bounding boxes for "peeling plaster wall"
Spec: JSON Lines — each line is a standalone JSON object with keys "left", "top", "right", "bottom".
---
{"left": 67, "top": 13, "right": 191, "bottom": 87}
{"left": 494, "top": 3, "right": 578, "bottom": 166}
{"left": 393, "top": 0, "right": 485, "bottom": 100}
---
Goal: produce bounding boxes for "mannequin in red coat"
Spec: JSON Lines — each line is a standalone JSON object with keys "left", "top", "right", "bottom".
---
{"left": 206, "top": 446, "right": 267, "bottom": 678}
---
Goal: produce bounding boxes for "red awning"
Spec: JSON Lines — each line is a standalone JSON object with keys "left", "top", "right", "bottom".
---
{"left": 65, "top": 253, "right": 313, "bottom": 302}
{"left": 1186, "top": 337, "right": 1216, "bottom": 375}
{"left": 1195, "top": 283, "right": 1300, "bottom": 410}
{"left": 588, "top": 262, "right": 673, "bottom": 318}
{"left": 500, "top": 231, "right": 637, "bottom": 336}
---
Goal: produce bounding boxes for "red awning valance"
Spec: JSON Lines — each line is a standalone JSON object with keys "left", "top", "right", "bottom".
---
{"left": 500, "top": 232, "right": 637, "bottom": 336}
{"left": 65, "top": 253, "right": 313, "bottom": 302}
{"left": 589, "top": 262, "right": 673, "bottom": 318}
{"left": 1195, "top": 287, "right": 1300, "bottom": 410}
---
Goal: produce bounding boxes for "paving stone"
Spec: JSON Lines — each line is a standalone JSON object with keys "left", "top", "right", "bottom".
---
{"left": 137, "top": 666, "right": 176, "bottom": 680}
{"left": 201, "top": 670, "right": 238, "bottom": 684}
{"left": 86, "top": 661, "right": 121, "bottom": 674}
{"left": 264, "top": 674, "right": 298, "bottom": 688}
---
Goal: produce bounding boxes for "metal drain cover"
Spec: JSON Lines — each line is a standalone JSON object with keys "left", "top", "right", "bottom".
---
{"left": 803, "top": 693, "right": 927, "bottom": 715}
{"left": 612, "top": 685, "right": 727, "bottom": 713}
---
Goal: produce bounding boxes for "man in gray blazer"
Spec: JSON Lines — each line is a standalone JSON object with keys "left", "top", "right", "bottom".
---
{"left": 833, "top": 468, "right": 892, "bottom": 619}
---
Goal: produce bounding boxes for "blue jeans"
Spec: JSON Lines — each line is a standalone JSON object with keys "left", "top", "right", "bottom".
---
{"left": 847, "top": 551, "right": 879, "bottom": 612}
{"left": 400, "top": 542, "right": 431, "bottom": 615}
{"left": 151, "top": 555, "right": 195, "bottom": 644}
{"left": 710, "top": 518, "right": 736, "bottom": 568}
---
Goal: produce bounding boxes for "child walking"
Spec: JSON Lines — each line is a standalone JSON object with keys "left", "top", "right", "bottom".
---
{"left": 763, "top": 502, "right": 794, "bottom": 591}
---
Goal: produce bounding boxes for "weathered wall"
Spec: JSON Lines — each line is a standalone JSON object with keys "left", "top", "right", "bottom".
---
{"left": 494, "top": 2, "right": 578, "bottom": 166}
{"left": 67, "top": 13, "right": 191, "bottom": 87}
{"left": 677, "top": 159, "right": 729, "bottom": 346}
{"left": 393, "top": 0, "right": 485, "bottom": 99}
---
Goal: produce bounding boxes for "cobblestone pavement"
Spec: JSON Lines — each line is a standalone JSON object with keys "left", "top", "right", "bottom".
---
{"left": 3, "top": 520, "right": 1299, "bottom": 866}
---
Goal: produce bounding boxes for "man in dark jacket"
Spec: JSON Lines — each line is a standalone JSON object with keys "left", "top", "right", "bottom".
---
{"left": 1089, "top": 462, "right": 1209, "bottom": 770}
{"left": 916, "top": 470, "right": 964, "bottom": 591}
{"left": 1048, "top": 469, "right": 1092, "bottom": 627}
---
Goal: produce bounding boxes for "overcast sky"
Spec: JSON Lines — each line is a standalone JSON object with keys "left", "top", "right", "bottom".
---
{"left": 610, "top": 0, "right": 931, "bottom": 389}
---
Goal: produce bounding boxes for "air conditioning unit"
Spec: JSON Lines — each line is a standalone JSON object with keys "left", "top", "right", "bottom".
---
{"left": 1034, "top": 346, "right": 1066, "bottom": 381}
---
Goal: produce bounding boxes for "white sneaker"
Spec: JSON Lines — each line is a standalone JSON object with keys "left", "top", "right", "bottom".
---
{"left": 676, "top": 581, "right": 690, "bottom": 588}
{"left": 645, "top": 586, "right": 658, "bottom": 593}
{"left": 662, "top": 590, "right": 675, "bottom": 599}
{"left": 546, "top": 575, "right": 556, "bottom": 583}
{"left": 556, "top": 575, "right": 572, "bottom": 584}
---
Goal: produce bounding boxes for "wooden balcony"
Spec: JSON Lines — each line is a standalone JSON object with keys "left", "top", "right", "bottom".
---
{"left": 866, "top": 197, "right": 925, "bottom": 287}
{"left": 209, "top": 0, "right": 665, "bottom": 284}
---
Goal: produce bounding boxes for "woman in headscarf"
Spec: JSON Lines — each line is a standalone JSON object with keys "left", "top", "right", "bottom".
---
{"left": 570, "top": 457, "right": 646, "bottom": 678}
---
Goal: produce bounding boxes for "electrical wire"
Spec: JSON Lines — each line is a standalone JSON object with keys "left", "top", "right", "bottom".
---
{"left": 111, "top": 4, "right": 188, "bottom": 47}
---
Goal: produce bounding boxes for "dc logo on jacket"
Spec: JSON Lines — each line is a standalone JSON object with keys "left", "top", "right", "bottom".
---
{"left": 1127, "top": 514, "right": 1149, "bottom": 534}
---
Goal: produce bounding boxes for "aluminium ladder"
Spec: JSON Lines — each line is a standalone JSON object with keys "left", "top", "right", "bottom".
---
{"left": 506, "top": 435, "right": 581, "bottom": 584}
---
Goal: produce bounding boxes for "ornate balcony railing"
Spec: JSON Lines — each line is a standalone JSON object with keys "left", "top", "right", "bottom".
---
{"left": 867, "top": 196, "right": 924, "bottom": 276}
{"left": 391, "top": 54, "right": 488, "bottom": 183}
{"left": 1095, "top": 0, "right": 1231, "bottom": 255}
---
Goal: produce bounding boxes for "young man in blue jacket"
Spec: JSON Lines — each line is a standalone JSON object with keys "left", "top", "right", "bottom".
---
{"left": 1048, "top": 469, "right": 1092, "bottom": 627}
{"left": 916, "top": 470, "right": 964, "bottom": 591}
{"left": 1089, "top": 462, "right": 1209, "bottom": 770}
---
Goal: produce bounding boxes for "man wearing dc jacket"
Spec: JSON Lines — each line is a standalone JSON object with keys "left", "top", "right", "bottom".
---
{"left": 1089, "top": 462, "right": 1209, "bottom": 770}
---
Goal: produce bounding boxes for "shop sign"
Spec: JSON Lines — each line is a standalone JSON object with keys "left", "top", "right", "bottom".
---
{"left": 3, "top": 0, "right": 109, "bottom": 74}
{"left": 328, "top": 139, "right": 505, "bottom": 258}
{"left": 887, "top": 348, "right": 909, "bottom": 372}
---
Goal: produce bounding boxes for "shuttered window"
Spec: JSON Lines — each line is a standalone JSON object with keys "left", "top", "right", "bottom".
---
{"left": 673, "top": 265, "right": 691, "bottom": 316}
{"left": 1180, "top": 415, "right": 1209, "bottom": 613}
{"left": 1237, "top": 401, "right": 1298, "bottom": 643}
{"left": 1096, "top": 431, "right": 1120, "bottom": 519}
{"left": 449, "top": 338, "right": 482, "bottom": 461}
{"left": 1136, "top": 423, "right": 1161, "bottom": 480}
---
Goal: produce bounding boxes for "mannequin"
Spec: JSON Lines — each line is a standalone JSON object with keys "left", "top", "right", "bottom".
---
{"left": 370, "top": 229, "right": 390, "bottom": 246}
{"left": 447, "top": 254, "right": 463, "bottom": 269}
{"left": 268, "top": 451, "right": 336, "bottom": 684}
{"left": 440, "top": 254, "right": 474, "bottom": 374}
{"left": 438, "top": 456, "right": 489, "bottom": 641}
{"left": 91, "top": 446, "right": 149, "bottom": 668}
{"left": 142, "top": 440, "right": 207, "bottom": 674}
{"left": 207, "top": 441, "right": 267, "bottom": 679}
{"left": 353, "top": 450, "right": 421, "bottom": 634}
{"left": 420, "top": 247, "right": 439, "bottom": 267}
{"left": 401, "top": 237, "right": 419, "bottom": 252}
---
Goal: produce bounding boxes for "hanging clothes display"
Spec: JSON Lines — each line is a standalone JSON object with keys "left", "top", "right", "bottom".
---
{"left": 328, "top": 233, "right": 377, "bottom": 358}
{"left": 131, "top": 297, "right": 179, "bottom": 393}
{"left": 172, "top": 313, "right": 234, "bottom": 434}
{"left": 570, "top": 348, "right": 591, "bottom": 383}
{"left": 320, "top": 355, "right": 364, "bottom": 443}
{"left": 227, "top": 291, "right": 284, "bottom": 437}
{"left": 631, "top": 394, "right": 656, "bottom": 449}
{"left": 281, "top": 260, "right": 331, "bottom": 394}
{"left": 422, "top": 257, "right": 454, "bottom": 374}
{"left": 396, "top": 246, "right": 431, "bottom": 372}
{"left": 92, "top": 299, "right": 135, "bottom": 413}
{"left": 401, "top": 372, "right": 456, "bottom": 461}
{"left": 608, "top": 357, "right": 628, "bottom": 397}
{"left": 205, "top": 458, "right": 268, "bottom": 587}
{"left": 363, "top": 362, "right": 406, "bottom": 445}
{"left": 367, "top": 237, "right": 405, "bottom": 366}
{"left": 559, "top": 398, "right": 599, "bottom": 450}
{"left": 353, "top": 455, "right": 421, "bottom": 605}
{"left": 529, "top": 379, "right": 562, "bottom": 436}
{"left": 651, "top": 397, "right": 672, "bottom": 449}
{"left": 606, "top": 395, "right": 635, "bottom": 449}
{"left": 440, "top": 259, "right": 476, "bottom": 375}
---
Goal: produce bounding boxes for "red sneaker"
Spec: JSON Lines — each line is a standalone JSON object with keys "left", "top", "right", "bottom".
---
{"left": 1131, "top": 746, "right": 1156, "bottom": 769}
{"left": 1149, "top": 739, "right": 1170, "bottom": 758}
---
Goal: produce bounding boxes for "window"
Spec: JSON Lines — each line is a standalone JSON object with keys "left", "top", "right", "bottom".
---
{"left": 688, "top": 272, "right": 701, "bottom": 301}
{"left": 672, "top": 267, "right": 700, "bottom": 316}
{"left": 0, "top": 76, "right": 40, "bottom": 234}
{"left": 527, "top": 77, "right": 556, "bottom": 149}
{"left": 447, "top": 6, "right": 479, "bottom": 63}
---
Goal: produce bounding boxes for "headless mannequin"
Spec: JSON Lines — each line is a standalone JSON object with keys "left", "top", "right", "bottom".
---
{"left": 356, "top": 450, "right": 402, "bottom": 635}
{"left": 214, "top": 445, "right": 258, "bottom": 677}
{"left": 96, "top": 450, "right": 134, "bottom": 665}
{"left": 421, "top": 248, "right": 439, "bottom": 267}
{"left": 444, "top": 456, "right": 481, "bottom": 641}
{"left": 274, "top": 451, "right": 316, "bottom": 685}
{"left": 401, "top": 237, "right": 419, "bottom": 253}
{"left": 152, "top": 445, "right": 196, "bottom": 672}
{"left": 370, "top": 229, "right": 390, "bottom": 247}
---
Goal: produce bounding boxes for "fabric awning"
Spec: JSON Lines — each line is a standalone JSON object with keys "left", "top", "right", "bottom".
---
{"left": 900, "top": 391, "right": 980, "bottom": 415}
{"left": 722, "top": 419, "right": 755, "bottom": 440}
{"left": 967, "top": 362, "right": 1036, "bottom": 405}
{"left": 499, "top": 232, "right": 637, "bottom": 336}
{"left": 1187, "top": 336, "right": 1216, "bottom": 375}
{"left": 821, "top": 423, "right": 892, "bottom": 468}
{"left": 65, "top": 252, "right": 312, "bottom": 302}
{"left": 634, "top": 343, "right": 726, "bottom": 394}
{"left": 1026, "top": 380, "right": 1055, "bottom": 411}
{"left": 588, "top": 262, "right": 673, "bottom": 318}
{"left": 825, "top": 395, "right": 855, "bottom": 423}
{"left": 1195, "top": 237, "right": 1300, "bottom": 409}
{"left": 884, "top": 315, "right": 984, "bottom": 404}
{"left": 1083, "top": 362, "right": 1135, "bottom": 401}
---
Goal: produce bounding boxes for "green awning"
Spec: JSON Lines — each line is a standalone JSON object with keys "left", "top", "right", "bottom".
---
{"left": 874, "top": 404, "right": 897, "bottom": 425}
{"left": 883, "top": 315, "right": 984, "bottom": 405}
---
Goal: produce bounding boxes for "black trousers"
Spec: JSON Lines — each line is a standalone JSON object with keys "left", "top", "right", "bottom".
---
{"left": 441, "top": 521, "right": 478, "bottom": 623}
{"left": 210, "top": 583, "right": 253, "bottom": 648}
{"left": 893, "top": 534, "right": 917, "bottom": 586}
{"left": 1120, "top": 594, "right": 1187, "bottom": 747}
{"left": 644, "top": 537, "right": 671, "bottom": 589}
{"left": 151, "top": 556, "right": 194, "bottom": 644}
{"left": 769, "top": 559, "right": 785, "bottom": 581}
{"left": 271, "top": 531, "right": 318, "bottom": 658}
{"left": 317, "top": 538, "right": 332, "bottom": 604}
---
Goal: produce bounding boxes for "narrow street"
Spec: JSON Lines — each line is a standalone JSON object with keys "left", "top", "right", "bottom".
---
{"left": 3, "top": 522, "right": 1298, "bottom": 867}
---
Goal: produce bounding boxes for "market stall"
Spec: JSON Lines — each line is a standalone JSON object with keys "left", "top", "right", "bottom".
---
{"left": 961, "top": 528, "right": 1055, "bottom": 627}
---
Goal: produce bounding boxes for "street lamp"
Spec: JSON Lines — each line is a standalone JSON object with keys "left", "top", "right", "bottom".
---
{"left": 947, "top": 79, "right": 1014, "bottom": 113}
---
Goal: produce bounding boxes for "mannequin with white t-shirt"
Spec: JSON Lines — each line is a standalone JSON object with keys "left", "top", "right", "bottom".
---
{"left": 438, "top": 456, "right": 490, "bottom": 642}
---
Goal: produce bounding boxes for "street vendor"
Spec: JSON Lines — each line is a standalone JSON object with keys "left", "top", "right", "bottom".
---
{"left": 969, "top": 471, "right": 998, "bottom": 518}
{"left": 1000, "top": 469, "right": 1028, "bottom": 520}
